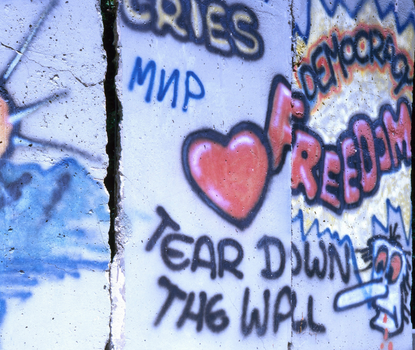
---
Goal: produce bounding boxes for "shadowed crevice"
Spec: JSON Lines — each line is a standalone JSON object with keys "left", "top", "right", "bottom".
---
{"left": 102, "top": 0, "right": 119, "bottom": 263}
{"left": 101, "top": 0, "right": 120, "bottom": 348}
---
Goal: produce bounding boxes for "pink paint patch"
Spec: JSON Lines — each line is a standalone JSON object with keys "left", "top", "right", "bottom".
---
{"left": 291, "top": 97, "right": 304, "bottom": 118}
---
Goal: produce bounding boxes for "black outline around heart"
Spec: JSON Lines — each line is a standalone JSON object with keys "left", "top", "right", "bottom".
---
{"left": 182, "top": 121, "right": 272, "bottom": 230}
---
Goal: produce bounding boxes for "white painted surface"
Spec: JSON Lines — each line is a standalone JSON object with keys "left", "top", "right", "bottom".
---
{"left": 117, "top": 0, "right": 293, "bottom": 348}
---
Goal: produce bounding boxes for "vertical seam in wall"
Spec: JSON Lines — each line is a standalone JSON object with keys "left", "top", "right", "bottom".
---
{"left": 101, "top": 0, "right": 121, "bottom": 348}
{"left": 289, "top": 0, "right": 295, "bottom": 348}
{"left": 411, "top": 47, "right": 414, "bottom": 331}
{"left": 102, "top": 0, "right": 119, "bottom": 263}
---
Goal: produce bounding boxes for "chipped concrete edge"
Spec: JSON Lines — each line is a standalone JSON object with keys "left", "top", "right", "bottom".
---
{"left": 109, "top": 2, "right": 126, "bottom": 348}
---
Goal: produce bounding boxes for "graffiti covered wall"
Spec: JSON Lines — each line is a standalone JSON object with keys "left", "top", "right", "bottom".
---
{"left": 291, "top": 0, "right": 413, "bottom": 348}
{"left": 2, "top": 0, "right": 412, "bottom": 348}
{"left": 115, "top": 0, "right": 413, "bottom": 349}
{"left": 0, "top": 1, "right": 110, "bottom": 348}
{"left": 117, "top": 0, "right": 294, "bottom": 348}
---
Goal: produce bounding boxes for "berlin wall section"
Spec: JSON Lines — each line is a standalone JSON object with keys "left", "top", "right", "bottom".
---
{"left": 116, "top": 0, "right": 293, "bottom": 349}
{"left": 115, "top": 0, "right": 414, "bottom": 349}
{"left": 0, "top": 1, "right": 110, "bottom": 349}
{"left": 0, "top": 0, "right": 413, "bottom": 349}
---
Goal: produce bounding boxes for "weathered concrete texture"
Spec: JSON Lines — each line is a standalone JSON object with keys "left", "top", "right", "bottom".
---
{"left": 0, "top": 0, "right": 110, "bottom": 348}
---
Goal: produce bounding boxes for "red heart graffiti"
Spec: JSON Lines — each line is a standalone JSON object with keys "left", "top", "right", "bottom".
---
{"left": 183, "top": 123, "right": 271, "bottom": 229}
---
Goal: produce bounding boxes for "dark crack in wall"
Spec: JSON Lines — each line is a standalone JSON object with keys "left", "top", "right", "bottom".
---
{"left": 101, "top": 0, "right": 120, "bottom": 348}
{"left": 102, "top": 0, "right": 119, "bottom": 263}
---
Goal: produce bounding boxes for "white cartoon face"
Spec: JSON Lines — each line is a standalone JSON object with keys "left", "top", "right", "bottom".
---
{"left": 333, "top": 207, "right": 411, "bottom": 340}
{"left": 370, "top": 238, "right": 407, "bottom": 335}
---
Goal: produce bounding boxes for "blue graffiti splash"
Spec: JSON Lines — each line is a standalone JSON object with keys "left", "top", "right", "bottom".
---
{"left": 294, "top": 0, "right": 415, "bottom": 43}
{"left": 0, "top": 158, "right": 109, "bottom": 326}
{"left": 371, "top": 199, "right": 412, "bottom": 246}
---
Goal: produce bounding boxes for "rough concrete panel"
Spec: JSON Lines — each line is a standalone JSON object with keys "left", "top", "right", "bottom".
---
{"left": 116, "top": 0, "right": 293, "bottom": 348}
{"left": 0, "top": 1, "right": 110, "bottom": 348}
{"left": 291, "top": 0, "right": 414, "bottom": 349}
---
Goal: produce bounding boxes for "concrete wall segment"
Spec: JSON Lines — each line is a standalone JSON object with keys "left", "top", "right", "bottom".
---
{"left": 0, "top": 0, "right": 110, "bottom": 348}
{"left": 116, "top": 0, "right": 293, "bottom": 348}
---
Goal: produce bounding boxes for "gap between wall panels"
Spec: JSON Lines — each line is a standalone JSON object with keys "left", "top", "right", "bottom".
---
{"left": 101, "top": 0, "right": 119, "bottom": 349}
{"left": 102, "top": 0, "right": 119, "bottom": 263}
{"left": 99, "top": 1, "right": 415, "bottom": 348}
